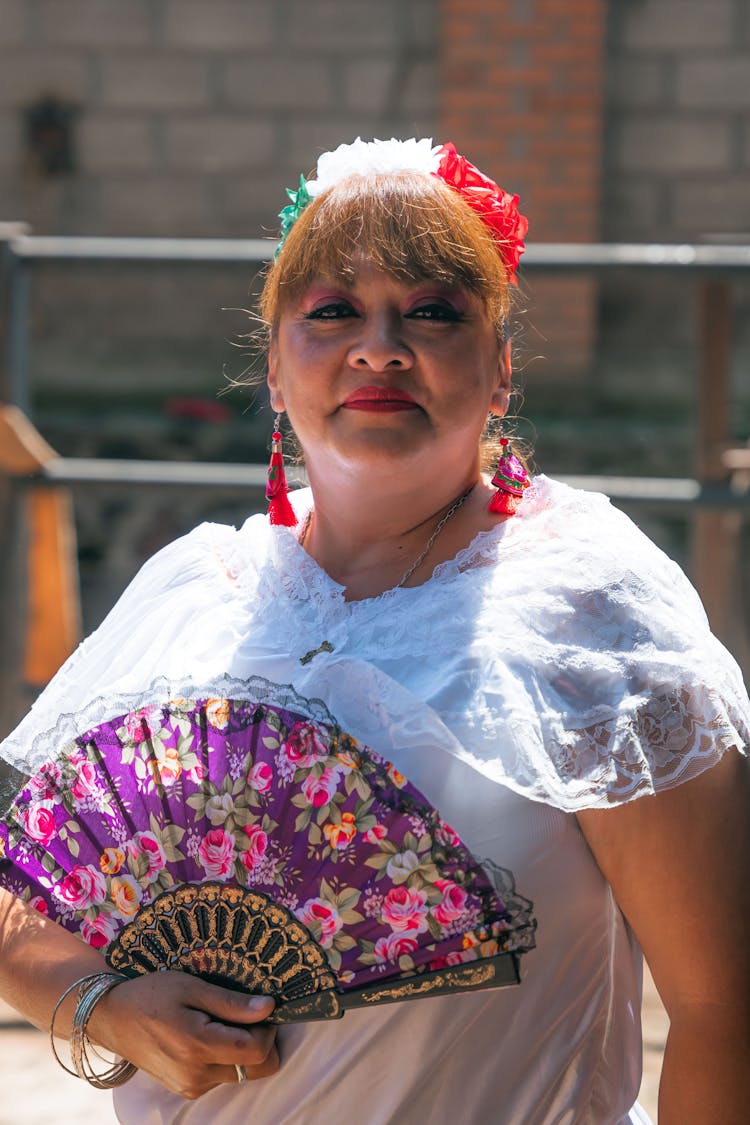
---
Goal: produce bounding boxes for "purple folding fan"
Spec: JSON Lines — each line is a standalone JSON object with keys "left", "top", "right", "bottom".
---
{"left": 0, "top": 693, "right": 535, "bottom": 1022}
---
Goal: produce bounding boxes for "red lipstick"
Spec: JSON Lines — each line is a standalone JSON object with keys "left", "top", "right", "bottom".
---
{"left": 342, "top": 386, "right": 419, "bottom": 413}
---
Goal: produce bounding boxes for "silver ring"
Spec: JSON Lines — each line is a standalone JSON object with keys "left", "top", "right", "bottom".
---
{"left": 235, "top": 1064, "right": 247, "bottom": 1083}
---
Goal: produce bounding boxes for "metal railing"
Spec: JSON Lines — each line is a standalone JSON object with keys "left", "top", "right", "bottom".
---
{"left": 1, "top": 234, "right": 749, "bottom": 730}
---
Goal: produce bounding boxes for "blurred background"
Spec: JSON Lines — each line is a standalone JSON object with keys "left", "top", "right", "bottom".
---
{"left": 0, "top": 2, "right": 748, "bottom": 1120}
{"left": 0, "top": 0, "right": 748, "bottom": 672}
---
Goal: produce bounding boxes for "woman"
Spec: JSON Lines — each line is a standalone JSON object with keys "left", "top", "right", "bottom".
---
{"left": 0, "top": 138, "right": 748, "bottom": 1124}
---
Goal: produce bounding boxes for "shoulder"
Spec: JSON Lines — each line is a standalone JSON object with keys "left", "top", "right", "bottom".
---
{"left": 468, "top": 476, "right": 750, "bottom": 809}
{"left": 512, "top": 475, "right": 706, "bottom": 630}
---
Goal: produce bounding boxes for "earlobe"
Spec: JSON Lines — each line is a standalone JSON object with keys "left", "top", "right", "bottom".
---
{"left": 488, "top": 338, "right": 512, "bottom": 418}
{"left": 266, "top": 343, "right": 286, "bottom": 413}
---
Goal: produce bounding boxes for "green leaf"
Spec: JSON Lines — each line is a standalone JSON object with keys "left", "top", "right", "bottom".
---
{"left": 427, "top": 914, "right": 443, "bottom": 940}
{"left": 308, "top": 823, "right": 322, "bottom": 846}
{"left": 417, "top": 834, "right": 432, "bottom": 854}
{"left": 336, "top": 888, "right": 361, "bottom": 912}
{"left": 403, "top": 832, "right": 418, "bottom": 853}
{"left": 41, "top": 852, "right": 56, "bottom": 874}
{"left": 315, "top": 804, "right": 331, "bottom": 826}
{"left": 326, "top": 948, "right": 342, "bottom": 971}
{"left": 294, "top": 808, "right": 312, "bottom": 832}
{"left": 162, "top": 823, "right": 185, "bottom": 848}
{"left": 418, "top": 862, "right": 440, "bottom": 883}
{"left": 262, "top": 735, "right": 280, "bottom": 749}
{"left": 67, "top": 837, "right": 80, "bottom": 858}
{"left": 232, "top": 807, "right": 253, "bottom": 828}
{"left": 339, "top": 908, "right": 364, "bottom": 926}
{"left": 156, "top": 870, "right": 174, "bottom": 891}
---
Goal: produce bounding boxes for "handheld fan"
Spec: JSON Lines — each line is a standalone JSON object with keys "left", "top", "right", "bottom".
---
{"left": 0, "top": 688, "right": 535, "bottom": 1022}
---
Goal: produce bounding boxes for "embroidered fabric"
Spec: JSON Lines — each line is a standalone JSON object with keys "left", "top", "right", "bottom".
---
{"left": 1, "top": 477, "right": 747, "bottom": 814}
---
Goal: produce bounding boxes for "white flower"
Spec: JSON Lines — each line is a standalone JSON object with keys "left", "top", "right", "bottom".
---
{"left": 205, "top": 793, "right": 235, "bottom": 826}
{"left": 306, "top": 137, "right": 441, "bottom": 198}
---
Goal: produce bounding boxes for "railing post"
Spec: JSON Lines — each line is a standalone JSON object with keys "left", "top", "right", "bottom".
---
{"left": 0, "top": 222, "right": 31, "bottom": 408}
{"left": 692, "top": 280, "right": 744, "bottom": 655}
{"left": 0, "top": 224, "right": 32, "bottom": 738}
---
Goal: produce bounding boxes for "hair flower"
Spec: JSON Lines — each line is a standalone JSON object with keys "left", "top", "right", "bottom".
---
{"left": 435, "top": 143, "right": 528, "bottom": 284}
{"left": 277, "top": 175, "right": 313, "bottom": 258}
{"left": 274, "top": 136, "right": 528, "bottom": 282}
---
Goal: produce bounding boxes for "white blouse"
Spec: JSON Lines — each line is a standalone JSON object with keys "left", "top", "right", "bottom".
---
{"left": 3, "top": 477, "right": 748, "bottom": 1125}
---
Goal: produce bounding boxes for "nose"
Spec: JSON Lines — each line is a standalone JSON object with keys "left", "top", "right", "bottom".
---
{"left": 347, "top": 312, "right": 413, "bottom": 371}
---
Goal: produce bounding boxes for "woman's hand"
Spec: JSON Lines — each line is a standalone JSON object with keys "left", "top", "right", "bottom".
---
{"left": 89, "top": 972, "right": 279, "bottom": 1100}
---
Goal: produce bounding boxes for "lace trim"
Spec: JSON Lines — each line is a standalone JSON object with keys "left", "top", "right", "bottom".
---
{"left": 1, "top": 675, "right": 339, "bottom": 788}
{"left": 463, "top": 684, "right": 748, "bottom": 809}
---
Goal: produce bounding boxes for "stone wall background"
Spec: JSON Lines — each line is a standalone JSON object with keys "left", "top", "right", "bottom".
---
{"left": 599, "top": 0, "right": 750, "bottom": 429}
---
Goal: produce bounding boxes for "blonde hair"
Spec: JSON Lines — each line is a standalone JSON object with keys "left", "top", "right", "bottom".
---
{"left": 259, "top": 171, "right": 512, "bottom": 337}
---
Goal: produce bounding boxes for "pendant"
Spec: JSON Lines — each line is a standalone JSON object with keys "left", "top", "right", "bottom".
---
{"left": 299, "top": 640, "right": 335, "bottom": 666}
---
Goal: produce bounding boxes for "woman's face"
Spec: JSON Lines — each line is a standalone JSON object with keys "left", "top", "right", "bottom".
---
{"left": 267, "top": 262, "right": 511, "bottom": 478}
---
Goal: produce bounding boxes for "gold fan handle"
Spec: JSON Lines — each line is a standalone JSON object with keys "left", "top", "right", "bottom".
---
{"left": 267, "top": 953, "right": 520, "bottom": 1023}
{"left": 337, "top": 953, "right": 520, "bottom": 1013}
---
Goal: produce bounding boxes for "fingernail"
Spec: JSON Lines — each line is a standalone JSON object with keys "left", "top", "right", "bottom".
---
{"left": 248, "top": 995, "right": 274, "bottom": 1012}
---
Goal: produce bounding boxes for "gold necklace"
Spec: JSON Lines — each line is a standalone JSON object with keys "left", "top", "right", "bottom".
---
{"left": 296, "top": 485, "right": 475, "bottom": 665}
{"left": 298, "top": 484, "right": 475, "bottom": 589}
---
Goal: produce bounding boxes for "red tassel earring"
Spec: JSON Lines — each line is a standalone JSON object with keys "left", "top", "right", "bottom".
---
{"left": 488, "top": 437, "right": 530, "bottom": 516}
{"left": 265, "top": 414, "right": 298, "bottom": 527}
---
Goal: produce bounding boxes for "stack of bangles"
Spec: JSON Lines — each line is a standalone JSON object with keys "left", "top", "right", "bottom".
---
{"left": 50, "top": 971, "right": 137, "bottom": 1089}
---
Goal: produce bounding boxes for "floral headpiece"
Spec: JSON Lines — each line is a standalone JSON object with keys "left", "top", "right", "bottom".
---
{"left": 276, "top": 137, "right": 528, "bottom": 284}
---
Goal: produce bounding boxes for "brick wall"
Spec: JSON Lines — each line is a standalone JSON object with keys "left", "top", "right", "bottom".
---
{"left": 441, "top": 0, "right": 607, "bottom": 380}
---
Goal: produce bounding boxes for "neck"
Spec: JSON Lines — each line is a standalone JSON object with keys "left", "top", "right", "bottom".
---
{"left": 301, "top": 456, "right": 486, "bottom": 598}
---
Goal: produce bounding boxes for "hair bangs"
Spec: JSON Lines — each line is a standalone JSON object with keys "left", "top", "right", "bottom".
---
{"left": 260, "top": 172, "right": 511, "bottom": 333}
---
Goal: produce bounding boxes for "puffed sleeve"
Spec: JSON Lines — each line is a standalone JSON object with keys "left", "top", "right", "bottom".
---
{"left": 452, "top": 480, "right": 750, "bottom": 810}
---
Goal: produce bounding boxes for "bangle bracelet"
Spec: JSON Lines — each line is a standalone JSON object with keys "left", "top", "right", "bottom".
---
{"left": 50, "top": 971, "right": 137, "bottom": 1089}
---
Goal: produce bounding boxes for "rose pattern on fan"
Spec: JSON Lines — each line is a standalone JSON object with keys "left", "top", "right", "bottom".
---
{"left": 21, "top": 804, "right": 57, "bottom": 846}
{"left": 0, "top": 696, "right": 530, "bottom": 983}
{"left": 128, "top": 831, "right": 167, "bottom": 883}
{"left": 197, "top": 828, "right": 235, "bottom": 880}
{"left": 110, "top": 873, "right": 143, "bottom": 919}
{"left": 70, "top": 753, "right": 98, "bottom": 800}
{"left": 240, "top": 823, "right": 269, "bottom": 873}
{"left": 322, "top": 811, "right": 357, "bottom": 850}
{"left": 57, "top": 864, "right": 107, "bottom": 910}
{"left": 100, "top": 846, "right": 126, "bottom": 875}
{"left": 381, "top": 886, "right": 429, "bottom": 933}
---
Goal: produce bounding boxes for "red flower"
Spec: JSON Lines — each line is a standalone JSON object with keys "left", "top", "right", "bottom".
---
{"left": 435, "top": 143, "right": 528, "bottom": 284}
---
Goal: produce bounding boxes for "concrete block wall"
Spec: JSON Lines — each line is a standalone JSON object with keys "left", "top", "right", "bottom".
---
{"left": 601, "top": 0, "right": 750, "bottom": 427}
{"left": 0, "top": 0, "right": 438, "bottom": 410}
{"left": 605, "top": 0, "right": 750, "bottom": 241}
{"left": 0, "top": 0, "right": 438, "bottom": 239}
